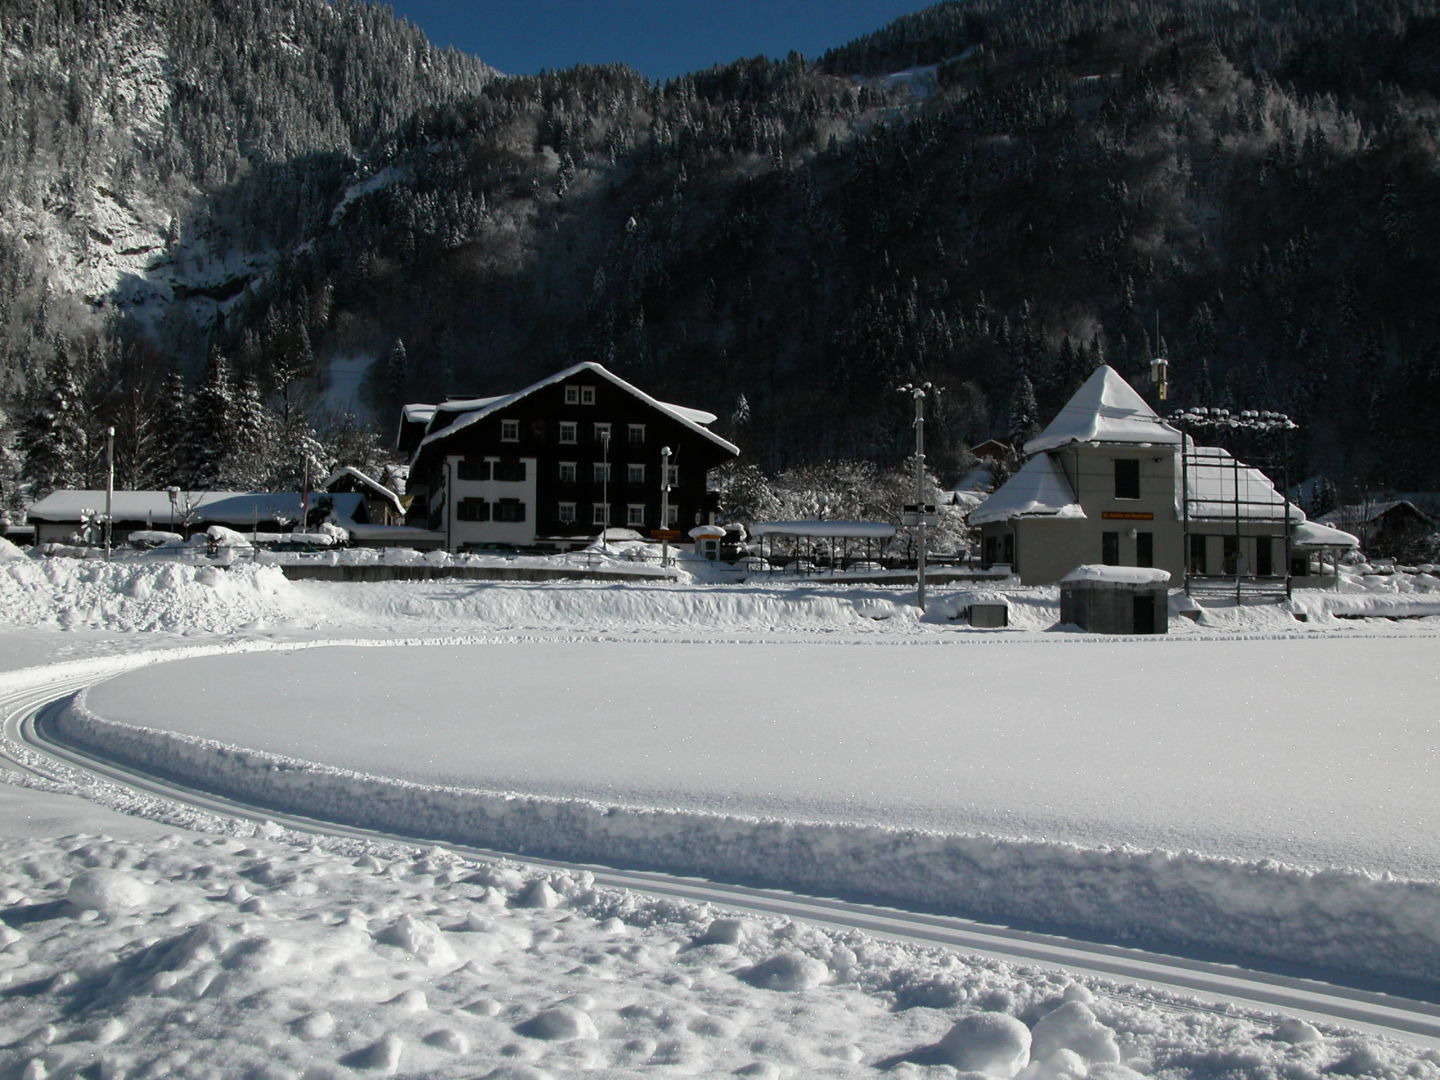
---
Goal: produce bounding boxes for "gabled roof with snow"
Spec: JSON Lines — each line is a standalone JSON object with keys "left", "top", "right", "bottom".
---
{"left": 27, "top": 491, "right": 366, "bottom": 526}
{"left": 1317, "top": 500, "right": 1433, "bottom": 527}
{"left": 321, "top": 467, "right": 404, "bottom": 517}
{"left": 415, "top": 362, "right": 739, "bottom": 461}
{"left": 1024, "top": 366, "right": 1181, "bottom": 457}
{"left": 1183, "top": 446, "right": 1304, "bottom": 522}
{"left": 969, "top": 454, "right": 1084, "bottom": 526}
{"left": 402, "top": 403, "right": 436, "bottom": 424}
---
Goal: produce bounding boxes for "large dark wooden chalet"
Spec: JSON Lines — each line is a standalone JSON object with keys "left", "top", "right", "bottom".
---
{"left": 400, "top": 362, "right": 740, "bottom": 551}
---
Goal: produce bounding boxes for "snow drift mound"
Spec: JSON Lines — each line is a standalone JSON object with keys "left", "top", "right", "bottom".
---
{"left": 56, "top": 692, "right": 1440, "bottom": 992}
{"left": 0, "top": 557, "right": 302, "bottom": 633}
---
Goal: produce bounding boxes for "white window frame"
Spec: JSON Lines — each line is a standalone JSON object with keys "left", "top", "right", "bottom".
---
{"left": 627, "top": 463, "right": 645, "bottom": 484}
{"left": 593, "top": 462, "right": 611, "bottom": 483}
{"left": 558, "top": 420, "right": 578, "bottom": 444}
{"left": 664, "top": 463, "right": 679, "bottom": 487}
{"left": 500, "top": 418, "right": 519, "bottom": 442}
{"left": 627, "top": 503, "right": 646, "bottom": 526}
{"left": 564, "top": 385, "right": 579, "bottom": 405}
{"left": 580, "top": 385, "right": 596, "bottom": 406}
{"left": 627, "top": 423, "right": 645, "bottom": 445}
{"left": 593, "top": 421, "right": 611, "bottom": 444}
{"left": 557, "top": 501, "right": 576, "bottom": 524}
{"left": 664, "top": 504, "right": 679, "bottom": 527}
{"left": 558, "top": 461, "right": 577, "bottom": 483}
{"left": 592, "top": 502, "right": 610, "bottom": 526}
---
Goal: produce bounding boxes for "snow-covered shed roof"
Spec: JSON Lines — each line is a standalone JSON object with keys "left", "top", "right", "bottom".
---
{"left": 1060, "top": 565, "right": 1172, "bottom": 586}
{"left": 1317, "top": 500, "right": 1433, "bottom": 527}
{"left": 402, "top": 404, "right": 437, "bottom": 424}
{"left": 1291, "top": 520, "right": 1360, "bottom": 549}
{"left": 969, "top": 453, "right": 1084, "bottom": 526}
{"left": 749, "top": 520, "right": 897, "bottom": 539}
{"left": 416, "top": 362, "right": 738, "bottom": 460}
{"left": 1024, "top": 366, "right": 1181, "bottom": 457}
{"left": 27, "top": 491, "right": 365, "bottom": 527}
{"left": 321, "top": 467, "right": 404, "bottom": 517}
{"left": 1183, "top": 446, "right": 1304, "bottom": 522}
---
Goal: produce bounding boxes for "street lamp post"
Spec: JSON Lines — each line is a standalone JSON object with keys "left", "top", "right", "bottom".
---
{"left": 601, "top": 429, "right": 611, "bottom": 553}
{"left": 166, "top": 485, "right": 179, "bottom": 536}
{"left": 898, "top": 383, "right": 939, "bottom": 612}
{"left": 104, "top": 425, "right": 115, "bottom": 560}
{"left": 660, "top": 445, "right": 672, "bottom": 566}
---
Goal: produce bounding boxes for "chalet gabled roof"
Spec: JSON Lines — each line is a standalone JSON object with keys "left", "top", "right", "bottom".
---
{"left": 969, "top": 453, "right": 1084, "bottom": 526}
{"left": 414, "top": 362, "right": 739, "bottom": 461}
{"left": 321, "top": 466, "right": 404, "bottom": 518}
{"left": 1317, "top": 500, "right": 1433, "bottom": 527}
{"left": 1024, "top": 366, "right": 1181, "bottom": 457}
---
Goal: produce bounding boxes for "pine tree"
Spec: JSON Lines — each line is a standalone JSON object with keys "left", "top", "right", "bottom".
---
{"left": 159, "top": 369, "right": 192, "bottom": 487}
{"left": 20, "top": 346, "right": 86, "bottom": 500}
{"left": 183, "top": 349, "right": 237, "bottom": 490}
{"left": 1006, "top": 372, "right": 1040, "bottom": 450}
{"left": 385, "top": 338, "right": 408, "bottom": 406}
{"left": 221, "top": 377, "right": 276, "bottom": 490}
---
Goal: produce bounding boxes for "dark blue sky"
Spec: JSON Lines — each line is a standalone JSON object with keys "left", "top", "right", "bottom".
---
{"left": 384, "top": 1, "right": 926, "bottom": 81}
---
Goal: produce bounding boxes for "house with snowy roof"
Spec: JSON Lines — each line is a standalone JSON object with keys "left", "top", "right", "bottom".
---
{"left": 25, "top": 490, "right": 369, "bottom": 547}
{"left": 969, "top": 366, "right": 1356, "bottom": 585}
{"left": 401, "top": 362, "right": 740, "bottom": 552}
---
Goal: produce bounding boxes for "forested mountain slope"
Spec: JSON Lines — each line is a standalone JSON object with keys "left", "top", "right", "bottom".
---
{"left": 2, "top": 0, "right": 1438, "bottom": 507}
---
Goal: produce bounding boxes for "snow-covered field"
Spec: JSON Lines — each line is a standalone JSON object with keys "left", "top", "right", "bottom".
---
{"left": 80, "top": 639, "right": 1440, "bottom": 877}
{"left": 4, "top": 552, "right": 1440, "bottom": 1077}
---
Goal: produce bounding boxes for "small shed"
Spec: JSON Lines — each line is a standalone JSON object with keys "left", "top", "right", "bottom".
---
{"left": 688, "top": 523, "right": 726, "bottom": 560}
{"left": 1059, "top": 565, "right": 1171, "bottom": 634}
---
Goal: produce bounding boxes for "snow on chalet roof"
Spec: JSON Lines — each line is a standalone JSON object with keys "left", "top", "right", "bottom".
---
{"left": 1024, "top": 366, "right": 1181, "bottom": 457}
{"left": 402, "top": 404, "right": 437, "bottom": 424}
{"left": 1183, "top": 445, "right": 1304, "bottom": 522}
{"left": 321, "top": 467, "right": 404, "bottom": 516}
{"left": 749, "top": 520, "right": 896, "bottom": 539}
{"left": 26, "top": 491, "right": 365, "bottom": 526}
{"left": 416, "top": 362, "right": 738, "bottom": 460}
{"left": 969, "top": 454, "right": 1084, "bottom": 526}
{"left": 1317, "top": 500, "right": 1433, "bottom": 527}
{"left": 1060, "top": 565, "right": 1172, "bottom": 585}
{"left": 1291, "top": 520, "right": 1360, "bottom": 549}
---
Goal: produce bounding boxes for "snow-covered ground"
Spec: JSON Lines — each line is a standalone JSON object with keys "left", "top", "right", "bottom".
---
{"left": 3, "top": 552, "right": 1440, "bottom": 1077}
{"left": 11, "top": 815, "right": 1426, "bottom": 1080}
{"left": 80, "top": 639, "right": 1440, "bottom": 877}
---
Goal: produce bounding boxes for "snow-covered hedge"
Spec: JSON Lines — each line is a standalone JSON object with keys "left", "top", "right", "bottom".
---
{"left": 56, "top": 694, "right": 1440, "bottom": 990}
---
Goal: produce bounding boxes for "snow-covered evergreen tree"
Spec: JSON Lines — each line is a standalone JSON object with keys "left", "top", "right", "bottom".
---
{"left": 19, "top": 347, "right": 86, "bottom": 499}
{"left": 221, "top": 377, "right": 277, "bottom": 490}
{"left": 183, "top": 349, "right": 237, "bottom": 490}
{"left": 0, "top": 405, "right": 26, "bottom": 524}
{"left": 1006, "top": 373, "right": 1040, "bottom": 450}
{"left": 158, "top": 369, "right": 192, "bottom": 487}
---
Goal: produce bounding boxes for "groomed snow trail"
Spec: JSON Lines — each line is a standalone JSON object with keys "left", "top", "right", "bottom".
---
{"left": 3, "top": 645, "right": 1439, "bottom": 1053}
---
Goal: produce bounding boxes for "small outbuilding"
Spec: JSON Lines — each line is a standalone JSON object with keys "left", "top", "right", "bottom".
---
{"left": 1059, "top": 565, "right": 1171, "bottom": 635}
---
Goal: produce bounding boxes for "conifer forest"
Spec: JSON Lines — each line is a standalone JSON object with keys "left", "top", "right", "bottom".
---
{"left": 2, "top": 0, "right": 1439, "bottom": 513}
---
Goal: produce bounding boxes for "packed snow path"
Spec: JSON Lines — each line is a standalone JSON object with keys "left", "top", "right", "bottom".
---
{"left": 3, "top": 647, "right": 1440, "bottom": 1056}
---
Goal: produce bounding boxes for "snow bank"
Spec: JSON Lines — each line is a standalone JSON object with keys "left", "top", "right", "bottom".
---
{"left": 5, "top": 830, "right": 1424, "bottom": 1080}
{"left": 0, "top": 557, "right": 302, "bottom": 632}
{"left": 57, "top": 693, "right": 1440, "bottom": 990}
{"left": 0, "top": 535, "right": 26, "bottom": 560}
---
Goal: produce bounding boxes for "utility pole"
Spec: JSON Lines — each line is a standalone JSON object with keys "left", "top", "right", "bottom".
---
{"left": 898, "top": 383, "right": 939, "bottom": 612}
{"left": 601, "top": 429, "right": 611, "bottom": 553}
{"left": 104, "top": 426, "right": 115, "bottom": 560}
{"left": 660, "top": 445, "right": 672, "bottom": 566}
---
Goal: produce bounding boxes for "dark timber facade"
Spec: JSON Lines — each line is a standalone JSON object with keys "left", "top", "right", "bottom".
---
{"left": 403, "top": 363, "right": 740, "bottom": 551}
